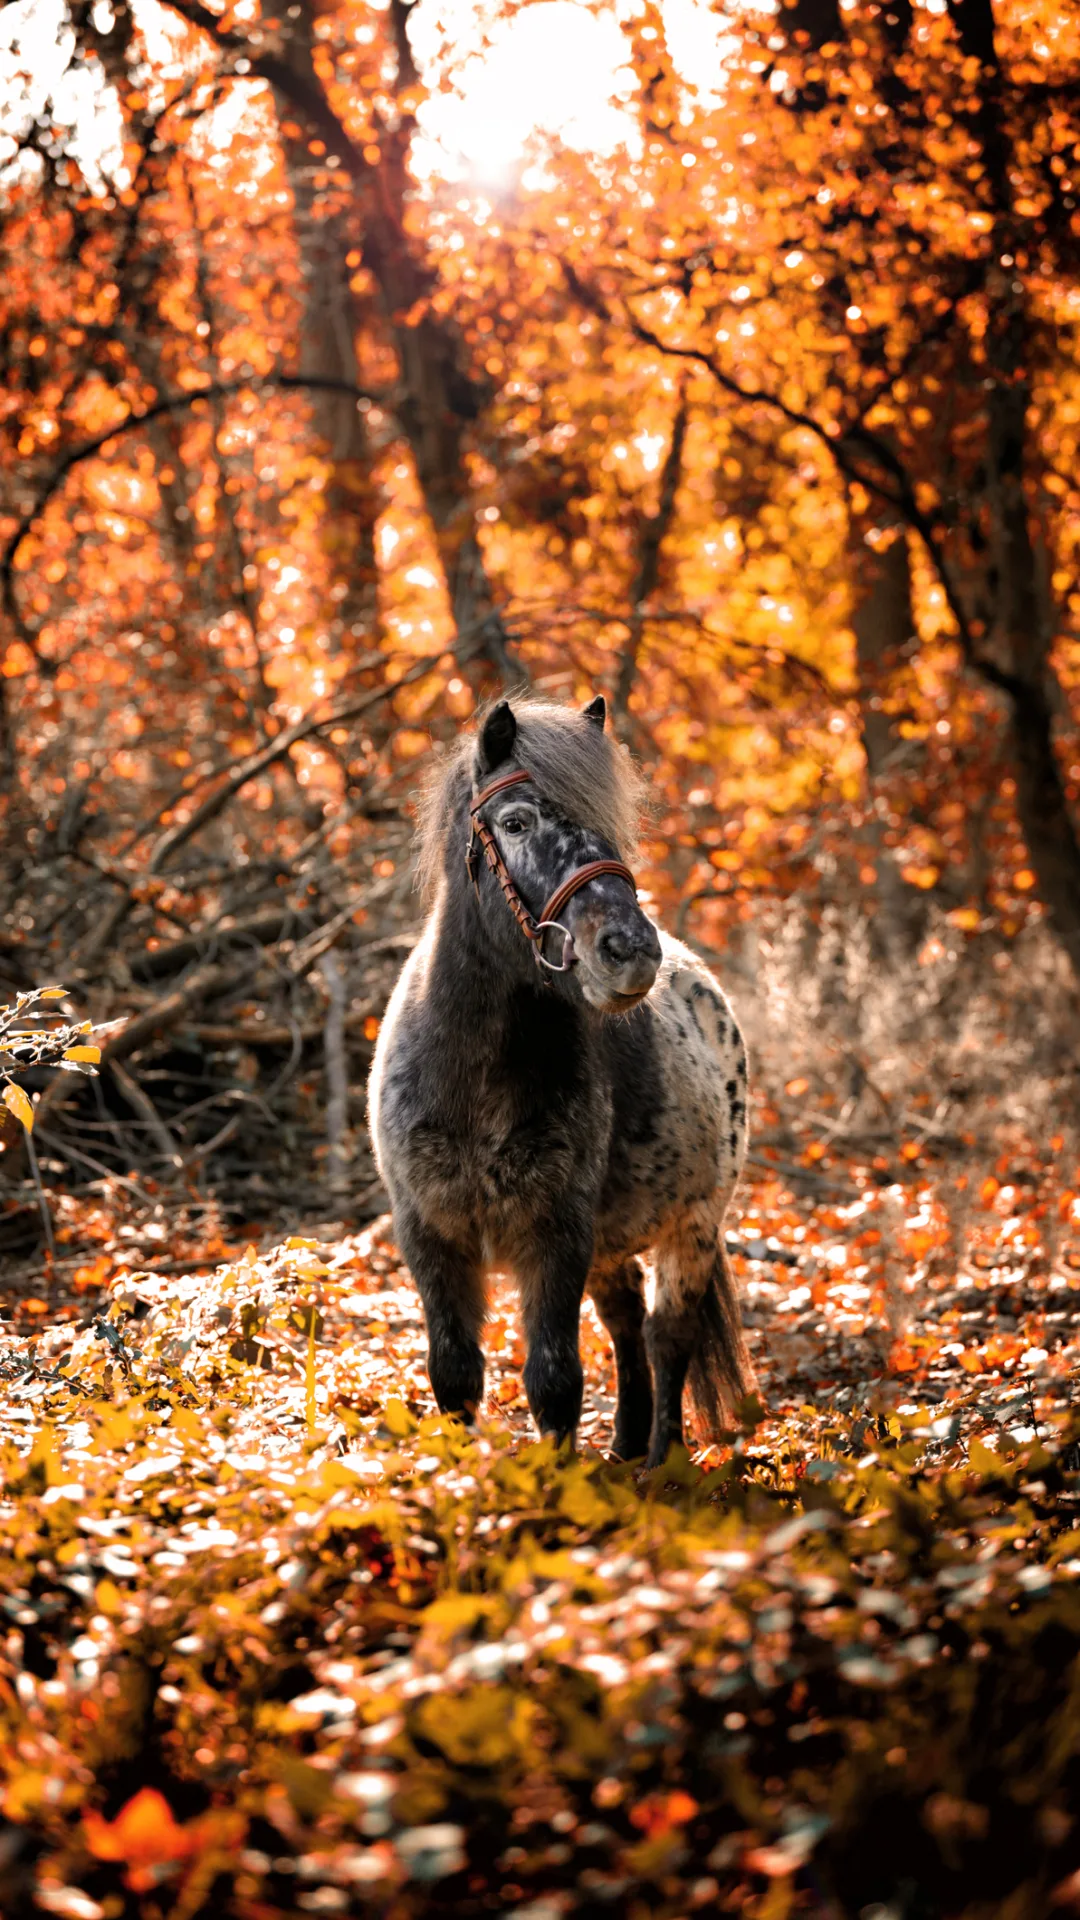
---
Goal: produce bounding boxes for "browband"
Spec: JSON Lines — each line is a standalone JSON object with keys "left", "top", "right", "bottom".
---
{"left": 469, "top": 769, "right": 535, "bottom": 813}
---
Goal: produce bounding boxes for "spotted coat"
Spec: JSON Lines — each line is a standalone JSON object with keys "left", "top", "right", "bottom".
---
{"left": 368, "top": 697, "right": 755, "bottom": 1466}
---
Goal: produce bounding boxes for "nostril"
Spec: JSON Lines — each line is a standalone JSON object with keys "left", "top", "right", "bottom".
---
{"left": 597, "top": 927, "right": 632, "bottom": 970}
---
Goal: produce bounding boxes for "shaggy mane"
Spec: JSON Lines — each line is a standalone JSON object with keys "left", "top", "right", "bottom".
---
{"left": 415, "top": 696, "right": 645, "bottom": 902}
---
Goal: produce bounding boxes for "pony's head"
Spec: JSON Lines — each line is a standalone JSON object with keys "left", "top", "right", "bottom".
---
{"left": 461, "top": 695, "right": 662, "bottom": 1014}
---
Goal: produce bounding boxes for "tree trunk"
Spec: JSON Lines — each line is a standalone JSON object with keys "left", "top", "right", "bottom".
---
{"left": 948, "top": 0, "right": 1080, "bottom": 981}
{"left": 983, "top": 296, "right": 1080, "bottom": 979}
{"left": 270, "top": 2, "right": 522, "bottom": 685}
{"left": 849, "top": 508, "right": 930, "bottom": 953}
{"left": 1009, "top": 683, "right": 1080, "bottom": 979}
{"left": 274, "top": 9, "right": 380, "bottom": 652}
{"left": 613, "top": 389, "right": 689, "bottom": 729}
{"left": 852, "top": 517, "right": 913, "bottom": 785}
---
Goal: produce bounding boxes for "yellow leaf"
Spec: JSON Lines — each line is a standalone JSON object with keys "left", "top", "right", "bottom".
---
{"left": 171, "top": 1406, "right": 203, "bottom": 1445}
{"left": 63, "top": 1045, "right": 101, "bottom": 1064}
{"left": 3, "top": 1084, "right": 33, "bottom": 1131}
{"left": 279, "top": 1757, "right": 334, "bottom": 1819}
{"left": 37, "top": 986, "right": 68, "bottom": 999}
{"left": 422, "top": 1592, "right": 502, "bottom": 1635}
{"left": 558, "top": 1464, "right": 615, "bottom": 1528}
{"left": 28, "top": 1422, "right": 61, "bottom": 1486}
{"left": 412, "top": 1685, "right": 536, "bottom": 1769}
{"left": 382, "top": 1397, "right": 417, "bottom": 1438}
{"left": 4, "top": 1769, "right": 47, "bottom": 1821}
{"left": 2, "top": 641, "right": 34, "bottom": 678}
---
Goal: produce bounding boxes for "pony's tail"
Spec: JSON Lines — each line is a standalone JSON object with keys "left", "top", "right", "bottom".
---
{"left": 687, "top": 1238, "right": 756, "bottom": 1438}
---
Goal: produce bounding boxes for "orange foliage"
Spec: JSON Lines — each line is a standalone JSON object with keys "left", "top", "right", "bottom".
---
{"left": 0, "top": 0, "right": 1076, "bottom": 964}
{"left": 83, "top": 1788, "right": 245, "bottom": 1893}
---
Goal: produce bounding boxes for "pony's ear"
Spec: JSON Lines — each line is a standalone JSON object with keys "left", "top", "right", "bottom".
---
{"left": 582, "top": 694, "right": 607, "bottom": 731}
{"left": 477, "top": 700, "right": 518, "bottom": 773}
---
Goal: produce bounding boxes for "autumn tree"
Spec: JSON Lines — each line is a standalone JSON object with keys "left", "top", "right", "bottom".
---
{"left": 4, "top": 0, "right": 1080, "bottom": 1083}
{"left": 542, "top": 0, "right": 1080, "bottom": 971}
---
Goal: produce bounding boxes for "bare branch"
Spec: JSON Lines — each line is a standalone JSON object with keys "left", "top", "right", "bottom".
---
{"left": 562, "top": 263, "right": 1029, "bottom": 704}
{"left": 146, "top": 651, "right": 446, "bottom": 873}
{"left": 159, "top": 0, "right": 376, "bottom": 185}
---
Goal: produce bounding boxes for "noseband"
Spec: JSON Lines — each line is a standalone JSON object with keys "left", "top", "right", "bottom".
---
{"left": 466, "top": 769, "right": 637, "bottom": 973}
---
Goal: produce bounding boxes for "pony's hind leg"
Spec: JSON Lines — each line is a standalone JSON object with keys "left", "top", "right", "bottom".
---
{"left": 645, "top": 1199, "right": 751, "bottom": 1469}
{"left": 588, "top": 1259, "right": 653, "bottom": 1460}
{"left": 393, "top": 1201, "right": 486, "bottom": 1422}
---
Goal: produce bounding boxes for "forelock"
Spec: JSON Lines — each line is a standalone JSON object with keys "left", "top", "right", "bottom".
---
{"left": 507, "top": 700, "right": 642, "bottom": 855}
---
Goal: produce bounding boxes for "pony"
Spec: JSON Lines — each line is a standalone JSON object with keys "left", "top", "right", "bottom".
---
{"left": 368, "top": 694, "right": 754, "bottom": 1467}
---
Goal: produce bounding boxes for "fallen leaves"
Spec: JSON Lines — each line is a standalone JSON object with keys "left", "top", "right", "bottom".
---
{"left": 83, "top": 1790, "right": 243, "bottom": 1894}
{"left": 0, "top": 1194, "right": 1079, "bottom": 1915}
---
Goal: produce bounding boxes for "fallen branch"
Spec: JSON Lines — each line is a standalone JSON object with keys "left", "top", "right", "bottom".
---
{"left": 104, "top": 962, "right": 250, "bottom": 1064}
{"left": 33, "top": 1128, "right": 154, "bottom": 1198}
{"left": 107, "top": 1059, "right": 184, "bottom": 1169}
{"left": 289, "top": 893, "right": 371, "bottom": 980}
{"left": 33, "top": 959, "right": 247, "bottom": 1130}
{"left": 131, "top": 905, "right": 309, "bottom": 980}
{"left": 746, "top": 1152, "right": 860, "bottom": 1197}
{"left": 147, "top": 653, "right": 445, "bottom": 873}
{"left": 192, "top": 1007, "right": 379, "bottom": 1048}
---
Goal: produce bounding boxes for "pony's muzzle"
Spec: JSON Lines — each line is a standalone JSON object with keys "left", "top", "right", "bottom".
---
{"left": 593, "top": 918, "right": 662, "bottom": 1000}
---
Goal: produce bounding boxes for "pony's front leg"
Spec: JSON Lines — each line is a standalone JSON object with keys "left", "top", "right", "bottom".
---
{"left": 393, "top": 1202, "right": 486, "bottom": 1423}
{"left": 516, "top": 1207, "right": 593, "bottom": 1445}
{"left": 588, "top": 1258, "right": 653, "bottom": 1460}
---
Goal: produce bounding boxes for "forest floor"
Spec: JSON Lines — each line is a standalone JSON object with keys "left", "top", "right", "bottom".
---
{"left": 3, "top": 1128, "right": 1080, "bottom": 1920}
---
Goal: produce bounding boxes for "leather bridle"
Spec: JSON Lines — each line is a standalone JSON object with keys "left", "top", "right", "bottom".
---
{"left": 466, "top": 768, "right": 637, "bottom": 973}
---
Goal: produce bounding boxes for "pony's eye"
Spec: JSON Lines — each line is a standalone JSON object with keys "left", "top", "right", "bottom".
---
{"left": 502, "top": 814, "right": 527, "bottom": 835}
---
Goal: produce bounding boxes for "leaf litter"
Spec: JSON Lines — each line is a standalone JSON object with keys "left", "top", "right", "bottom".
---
{"left": 2, "top": 1178, "right": 1080, "bottom": 1919}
